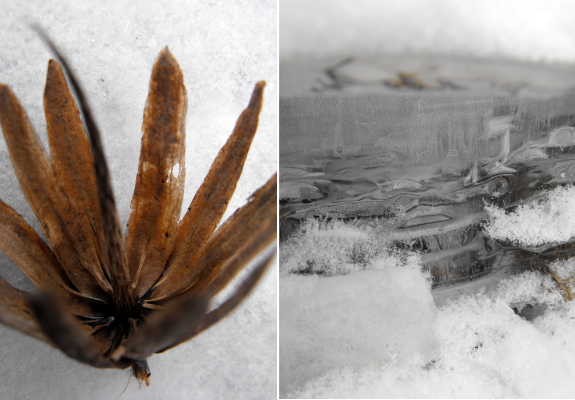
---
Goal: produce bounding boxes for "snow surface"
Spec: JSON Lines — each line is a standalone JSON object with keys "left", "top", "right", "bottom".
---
{"left": 280, "top": 0, "right": 575, "bottom": 64}
{"left": 280, "top": 191, "right": 575, "bottom": 398}
{"left": 0, "top": 1, "right": 277, "bottom": 399}
{"left": 285, "top": 282, "right": 575, "bottom": 398}
{"left": 280, "top": 267, "right": 439, "bottom": 395}
{"left": 280, "top": 235, "right": 575, "bottom": 398}
{"left": 279, "top": 179, "right": 575, "bottom": 398}
{"left": 484, "top": 185, "right": 575, "bottom": 249}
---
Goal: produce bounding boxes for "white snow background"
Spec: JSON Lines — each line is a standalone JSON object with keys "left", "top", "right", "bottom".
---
{"left": 281, "top": 0, "right": 575, "bottom": 63}
{"left": 0, "top": 1, "right": 277, "bottom": 399}
{"left": 280, "top": 0, "right": 575, "bottom": 398}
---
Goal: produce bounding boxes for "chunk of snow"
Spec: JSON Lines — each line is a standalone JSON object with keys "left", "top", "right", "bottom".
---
{"left": 484, "top": 185, "right": 575, "bottom": 248}
{"left": 283, "top": 268, "right": 575, "bottom": 398}
{"left": 280, "top": 267, "right": 439, "bottom": 395}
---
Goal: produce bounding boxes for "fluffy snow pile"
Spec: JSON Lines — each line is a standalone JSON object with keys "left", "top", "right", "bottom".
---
{"left": 281, "top": 256, "right": 575, "bottom": 398}
{"left": 484, "top": 185, "right": 575, "bottom": 248}
{"left": 280, "top": 214, "right": 575, "bottom": 398}
{"left": 280, "top": 219, "right": 423, "bottom": 277}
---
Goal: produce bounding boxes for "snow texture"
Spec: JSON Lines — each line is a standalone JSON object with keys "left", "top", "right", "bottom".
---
{"left": 280, "top": 219, "right": 427, "bottom": 279}
{"left": 281, "top": 252, "right": 575, "bottom": 398}
{"left": 484, "top": 185, "right": 575, "bottom": 248}
{"left": 0, "top": 1, "right": 277, "bottom": 399}
{"left": 279, "top": 186, "right": 575, "bottom": 398}
{"left": 280, "top": 266, "right": 439, "bottom": 395}
{"left": 280, "top": 213, "right": 575, "bottom": 398}
{"left": 281, "top": 0, "right": 575, "bottom": 64}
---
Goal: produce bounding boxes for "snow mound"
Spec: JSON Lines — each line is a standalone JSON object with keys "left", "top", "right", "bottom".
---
{"left": 484, "top": 185, "right": 575, "bottom": 248}
{"left": 280, "top": 218, "right": 422, "bottom": 276}
{"left": 285, "top": 269, "right": 575, "bottom": 398}
{"left": 280, "top": 267, "right": 439, "bottom": 395}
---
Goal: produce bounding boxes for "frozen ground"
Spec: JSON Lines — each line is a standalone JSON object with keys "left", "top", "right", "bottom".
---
{"left": 280, "top": 186, "right": 575, "bottom": 398}
{"left": 0, "top": 1, "right": 276, "bottom": 399}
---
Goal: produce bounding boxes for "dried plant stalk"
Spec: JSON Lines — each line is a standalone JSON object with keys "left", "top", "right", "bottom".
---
{"left": 548, "top": 268, "right": 575, "bottom": 302}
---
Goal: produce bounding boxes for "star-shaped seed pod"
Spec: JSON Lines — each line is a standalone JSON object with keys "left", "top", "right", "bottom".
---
{"left": 0, "top": 39, "right": 276, "bottom": 385}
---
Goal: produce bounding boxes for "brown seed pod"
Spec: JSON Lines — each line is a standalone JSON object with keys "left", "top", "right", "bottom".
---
{"left": 0, "top": 35, "right": 277, "bottom": 386}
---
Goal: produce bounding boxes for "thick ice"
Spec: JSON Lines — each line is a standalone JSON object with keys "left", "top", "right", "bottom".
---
{"left": 279, "top": 1, "right": 575, "bottom": 397}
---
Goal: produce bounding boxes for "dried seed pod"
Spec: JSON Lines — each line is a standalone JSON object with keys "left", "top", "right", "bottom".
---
{"left": 0, "top": 35, "right": 276, "bottom": 386}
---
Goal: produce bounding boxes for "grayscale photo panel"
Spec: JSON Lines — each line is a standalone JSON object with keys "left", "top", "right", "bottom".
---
{"left": 279, "top": 1, "right": 575, "bottom": 398}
